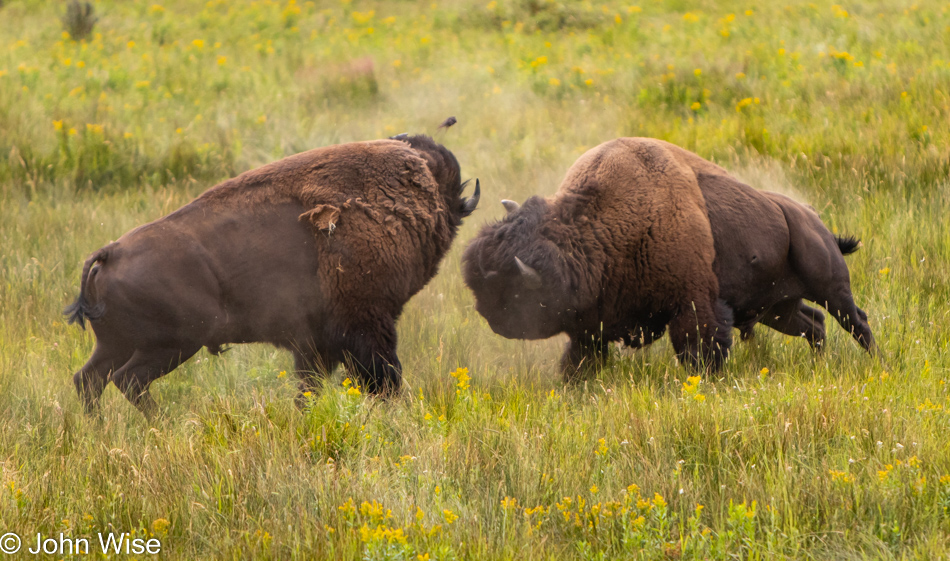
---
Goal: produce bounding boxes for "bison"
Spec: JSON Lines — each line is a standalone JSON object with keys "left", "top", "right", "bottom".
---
{"left": 462, "top": 137, "right": 873, "bottom": 379}
{"left": 66, "top": 134, "right": 479, "bottom": 416}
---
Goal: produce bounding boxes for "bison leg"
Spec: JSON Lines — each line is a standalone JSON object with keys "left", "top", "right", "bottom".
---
{"left": 759, "top": 300, "right": 827, "bottom": 350}
{"left": 739, "top": 324, "right": 756, "bottom": 341}
{"left": 341, "top": 321, "right": 402, "bottom": 396}
{"left": 622, "top": 324, "right": 666, "bottom": 350}
{"left": 292, "top": 350, "right": 339, "bottom": 409}
{"left": 73, "top": 344, "right": 134, "bottom": 415}
{"left": 668, "top": 299, "right": 732, "bottom": 372}
{"left": 111, "top": 346, "right": 199, "bottom": 418}
{"left": 814, "top": 288, "right": 875, "bottom": 352}
{"left": 560, "top": 334, "right": 609, "bottom": 382}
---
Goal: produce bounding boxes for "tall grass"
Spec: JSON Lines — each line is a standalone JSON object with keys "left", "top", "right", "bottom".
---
{"left": 1, "top": 0, "right": 950, "bottom": 559}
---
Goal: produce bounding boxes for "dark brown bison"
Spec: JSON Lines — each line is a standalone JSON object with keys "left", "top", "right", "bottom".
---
{"left": 702, "top": 177, "right": 872, "bottom": 352}
{"left": 66, "top": 135, "right": 479, "bottom": 416}
{"left": 464, "top": 137, "right": 732, "bottom": 377}
{"left": 463, "top": 137, "right": 873, "bottom": 379}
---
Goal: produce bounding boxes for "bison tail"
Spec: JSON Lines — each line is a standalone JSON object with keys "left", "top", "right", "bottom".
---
{"left": 835, "top": 235, "right": 861, "bottom": 256}
{"left": 64, "top": 247, "right": 110, "bottom": 329}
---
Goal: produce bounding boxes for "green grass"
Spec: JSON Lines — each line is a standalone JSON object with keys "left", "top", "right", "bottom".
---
{"left": 2, "top": 0, "right": 950, "bottom": 558}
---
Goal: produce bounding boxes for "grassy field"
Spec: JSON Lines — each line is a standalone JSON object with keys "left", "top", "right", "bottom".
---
{"left": 2, "top": 0, "right": 950, "bottom": 558}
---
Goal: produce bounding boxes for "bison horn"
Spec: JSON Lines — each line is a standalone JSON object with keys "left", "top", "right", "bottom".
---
{"left": 501, "top": 199, "right": 520, "bottom": 214}
{"left": 514, "top": 257, "right": 542, "bottom": 289}
{"left": 461, "top": 179, "right": 480, "bottom": 217}
{"left": 390, "top": 132, "right": 409, "bottom": 140}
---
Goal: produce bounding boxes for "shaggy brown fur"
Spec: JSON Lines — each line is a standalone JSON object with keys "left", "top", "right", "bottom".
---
{"left": 66, "top": 135, "right": 479, "bottom": 417}
{"left": 463, "top": 138, "right": 873, "bottom": 379}
{"left": 463, "top": 137, "right": 732, "bottom": 377}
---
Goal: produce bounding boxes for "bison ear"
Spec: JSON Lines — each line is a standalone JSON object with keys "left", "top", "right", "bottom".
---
{"left": 299, "top": 204, "right": 341, "bottom": 233}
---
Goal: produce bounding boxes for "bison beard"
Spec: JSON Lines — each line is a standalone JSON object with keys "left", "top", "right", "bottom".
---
{"left": 462, "top": 137, "right": 873, "bottom": 379}
{"left": 66, "top": 135, "right": 479, "bottom": 417}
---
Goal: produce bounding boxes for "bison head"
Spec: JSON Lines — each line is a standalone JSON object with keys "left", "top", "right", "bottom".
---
{"left": 397, "top": 134, "right": 480, "bottom": 223}
{"left": 462, "top": 197, "right": 576, "bottom": 340}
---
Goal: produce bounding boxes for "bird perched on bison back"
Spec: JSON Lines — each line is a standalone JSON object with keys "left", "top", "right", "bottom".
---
{"left": 462, "top": 137, "right": 873, "bottom": 380}
{"left": 65, "top": 134, "right": 480, "bottom": 417}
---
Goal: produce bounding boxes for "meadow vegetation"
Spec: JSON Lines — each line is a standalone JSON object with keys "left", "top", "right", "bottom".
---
{"left": 2, "top": 0, "right": 950, "bottom": 558}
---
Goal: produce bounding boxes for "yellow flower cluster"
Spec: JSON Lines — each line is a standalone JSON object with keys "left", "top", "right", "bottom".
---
{"left": 359, "top": 523, "right": 407, "bottom": 545}
{"left": 829, "top": 469, "right": 854, "bottom": 484}
{"left": 735, "top": 97, "right": 761, "bottom": 111}
{"left": 151, "top": 518, "right": 170, "bottom": 535}
{"left": 342, "top": 377, "right": 362, "bottom": 396}
{"left": 681, "top": 375, "right": 705, "bottom": 402}
{"left": 451, "top": 367, "right": 470, "bottom": 394}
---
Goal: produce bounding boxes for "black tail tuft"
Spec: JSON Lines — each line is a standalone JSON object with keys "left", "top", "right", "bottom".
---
{"left": 64, "top": 294, "right": 104, "bottom": 330}
{"left": 835, "top": 235, "right": 861, "bottom": 255}
{"left": 65, "top": 247, "right": 110, "bottom": 329}
{"left": 64, "top": 296, "right": 85, "bottom": 328}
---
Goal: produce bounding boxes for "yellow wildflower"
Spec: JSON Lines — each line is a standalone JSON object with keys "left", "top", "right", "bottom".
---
{"left": 450, "top": 367, "right": 470, "bottom": 391}
{"left": 152, "top": 518, "right": 170, "bottom": 535}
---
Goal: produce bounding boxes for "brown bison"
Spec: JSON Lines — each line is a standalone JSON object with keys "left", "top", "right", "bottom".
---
{"left": 462, "top": 137, "right": 873, "bottom": 378}
{"left": 66, "top": 135, "right": 479, "bottom": 416}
